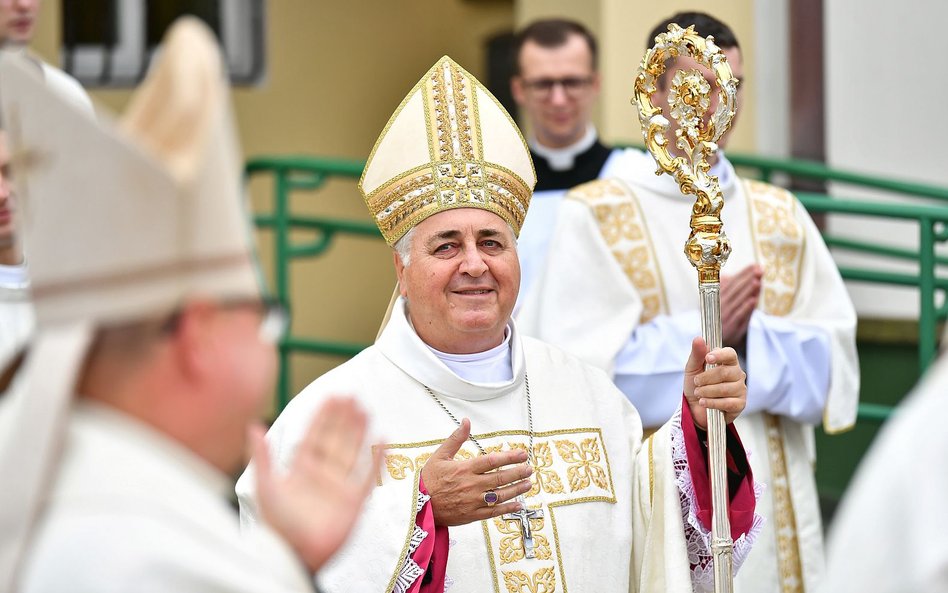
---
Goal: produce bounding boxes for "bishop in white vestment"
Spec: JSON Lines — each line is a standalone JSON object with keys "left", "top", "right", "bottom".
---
{"left": 518, "top": 147, "right": 859, "bottom": 593}
{"left": 238, "top": 56, "right": 761, "bottom": 593}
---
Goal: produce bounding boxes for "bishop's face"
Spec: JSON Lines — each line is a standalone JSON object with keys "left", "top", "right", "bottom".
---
{"left": 395, "top": 208, "right": 520, "bottom": 355}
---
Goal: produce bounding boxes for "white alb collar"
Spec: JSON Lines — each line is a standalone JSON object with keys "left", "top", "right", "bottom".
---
{"left": 375, "top": 297, "right": 524, "bottom": 402}
{"left": 529, "top": 124, "right": 597, "bottom": 171}
{"left": 616, "top": 148, "right": 736, "bottom": 197}
{"left": 426, "top": 327, "right": 513, "bottom": 385}
{"left": 0, "top": 261, "right": 29, "bottom": 291}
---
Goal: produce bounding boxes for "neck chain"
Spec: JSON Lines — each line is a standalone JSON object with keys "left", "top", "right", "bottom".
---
{"left": 423, "top": 372, "right": 535, "bottom": 466}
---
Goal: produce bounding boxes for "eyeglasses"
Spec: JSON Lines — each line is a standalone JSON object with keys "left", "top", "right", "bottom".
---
{"left": 161, "top": 297, "right": 289, "bottom": 345}
{"left": 254, "top": 298, "right": 289, "bottom": 345}
{"left": 521, "top": 76, "right": 594, "bottom": 99}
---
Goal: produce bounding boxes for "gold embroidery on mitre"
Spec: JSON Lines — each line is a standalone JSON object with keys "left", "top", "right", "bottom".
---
{"left": 361, "top": 57, "right": 533, "bottom": 245}
{"left": 567, "top": 178, "right": 669, "bottom": 323}
{"left": 745, "top": 180, "right": 805, "bottom": 318}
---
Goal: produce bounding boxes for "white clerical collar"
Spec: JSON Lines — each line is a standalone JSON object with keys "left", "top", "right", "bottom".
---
{"left": 616, "top": 148, "right": 737, "bottom": 196}
{"left": 529, "top": 124, "right": 597, "bottom": 171}
{"left": 0, "top": 261, "right": 29, "bottom": 291}
{"left": 426, "top": 327, "right": 513, "bottom": 385}
{"left": 375, "top": 297, "right": 524, "bottom": 402}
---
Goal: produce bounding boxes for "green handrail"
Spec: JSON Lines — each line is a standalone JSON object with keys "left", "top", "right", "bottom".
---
{"left": 246, "top": 156, "right": 374, "bottom": 411}
{"left": 727, "top": 152, "right": 948, "bottom": 202}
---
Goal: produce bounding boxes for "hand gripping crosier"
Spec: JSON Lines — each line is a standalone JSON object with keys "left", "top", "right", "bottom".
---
{"left": 633, "top": 23, "right": 740, "bottom": 593}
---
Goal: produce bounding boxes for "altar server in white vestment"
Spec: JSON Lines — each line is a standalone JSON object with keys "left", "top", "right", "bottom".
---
{"left": 0, "top": 18, "right": 380, "bottom": 592}
{"left": 238, "top": 56, "right": 761, "bottom": 593}
{"left": 518, "top": 12, "right": 859, "bottom": 593}
{"left": 822, "top": 348, "right": 948, "bottom": 593}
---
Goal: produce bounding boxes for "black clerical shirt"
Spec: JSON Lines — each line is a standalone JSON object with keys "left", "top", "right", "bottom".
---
{"left": 531, "top": 139, "right": 613, "bottom": 192}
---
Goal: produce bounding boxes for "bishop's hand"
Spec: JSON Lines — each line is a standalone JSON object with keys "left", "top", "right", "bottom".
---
{"left": 251, "top": 397, "right": 384, "bottom": 573}
{"left": 422, "top": 419, "right": 534, "bottom": 527}
{"left": 683, "top": 337, "right": 747, "bottom": 428}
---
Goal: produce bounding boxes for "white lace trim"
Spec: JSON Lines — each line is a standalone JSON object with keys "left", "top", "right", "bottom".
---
{"left": 392, "top": 491, "right": 433, "bottom": 593}
{"left": 670, "top": 406, "right": 765, "bottom": 593}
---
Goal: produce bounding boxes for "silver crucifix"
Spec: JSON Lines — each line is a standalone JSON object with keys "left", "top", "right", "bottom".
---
{"left": 502, "top": 496, "right": 544, "bottom": 559}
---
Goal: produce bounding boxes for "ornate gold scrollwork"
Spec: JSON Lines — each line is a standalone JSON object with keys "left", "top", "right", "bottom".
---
{"left": 632, "top": 23, "right": 739, "bottom": 283}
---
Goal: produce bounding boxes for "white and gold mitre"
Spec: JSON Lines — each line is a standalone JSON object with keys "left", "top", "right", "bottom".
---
{"left": 359, "top": 56, "right": 536, "bottom": 245}
{"left": 1, "top": 17, "right": 259, "bottom": 327}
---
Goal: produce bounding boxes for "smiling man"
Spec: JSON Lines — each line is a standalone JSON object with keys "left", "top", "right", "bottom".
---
{"left": 238, "top": 56, "right": 761, "bottom": 593}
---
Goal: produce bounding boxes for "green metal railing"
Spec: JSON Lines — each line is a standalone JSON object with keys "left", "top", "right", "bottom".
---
{"left": 247, "top": 152, "right": 948, "bottom": 422}
{"left": 246, "top": 156, "right": 375, "bottom": 411}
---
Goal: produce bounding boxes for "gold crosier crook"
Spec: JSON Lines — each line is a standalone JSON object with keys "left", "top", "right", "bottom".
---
{"left": 633, "top": 23, "right": 740, "bottom": 593}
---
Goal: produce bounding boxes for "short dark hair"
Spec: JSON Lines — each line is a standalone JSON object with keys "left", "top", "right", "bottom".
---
{"left": 646, "top": 12, "right": 740, "bottom": 51}
{"left": 513, "top": 19, "right": 598, "bottom": 75}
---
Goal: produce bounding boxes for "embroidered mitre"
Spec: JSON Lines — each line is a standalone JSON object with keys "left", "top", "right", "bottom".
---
{"left": 2, "top": 18, "right": 259, "bottom": 327}
{"left": 359, "top": 56, "right": 536, "bottom": 245}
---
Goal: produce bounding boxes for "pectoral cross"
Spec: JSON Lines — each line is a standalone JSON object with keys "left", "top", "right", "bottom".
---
{"left": 502, "top": 496, "right": 544, "bottom": 559}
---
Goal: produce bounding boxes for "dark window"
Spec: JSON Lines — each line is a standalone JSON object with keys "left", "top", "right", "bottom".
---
{"left": 61, "top": 0, "right": 265, "bottom": 87}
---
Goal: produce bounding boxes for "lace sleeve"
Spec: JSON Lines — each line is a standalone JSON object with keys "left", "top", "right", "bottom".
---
{"left": 392, "top": 490, "right": 432, "bottom": 593}
{"left": 670, "top": 406, "right": 764, "bottom": 592}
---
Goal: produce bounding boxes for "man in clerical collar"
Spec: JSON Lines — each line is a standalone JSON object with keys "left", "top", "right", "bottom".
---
{"left": 519, "top": 11, "right": 859, "bottom": 593}
{"left": 239, "top": 55, "right": 761, "bottom": 593}
{"left": 509, "top": 19, "right": 629, "bottom": 307}
{"left": 0, "top": 19, "right": 379, "bottom": 592}
{"left": 511, "top": 18, "right": 617, "bottom": 192}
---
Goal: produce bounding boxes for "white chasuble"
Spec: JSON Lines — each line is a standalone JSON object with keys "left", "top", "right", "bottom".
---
{"left": 517, "top": 149, "right": 859, "bottom": 593}
{"left": 19, "top": 403, "right": 313, "bottom": 593}
{"left": 238, "top": 298, "right": 736, "bottom": 593}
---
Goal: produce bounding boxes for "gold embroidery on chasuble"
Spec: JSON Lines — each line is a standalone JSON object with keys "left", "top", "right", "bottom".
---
{"left": 744, "top": 179, "right": 807, "bottom": 592}
{"left": 380, "top": 429, "right": 616, "bottom": 593}
{"left": 764, "top": 415, "right": 805, "bottom": 593}
{"left": 567, "top": 179, "right": 668, "bottom": 323}
{"left": 744, "top": 180, "right": 805, "bottom": 317}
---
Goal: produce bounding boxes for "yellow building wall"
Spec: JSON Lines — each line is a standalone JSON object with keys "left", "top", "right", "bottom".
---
{"left": 515, "top": 0, "right": 757, "bottom": 153}
{"left": 31, "top": 1, "right": 515, "bottom": 400}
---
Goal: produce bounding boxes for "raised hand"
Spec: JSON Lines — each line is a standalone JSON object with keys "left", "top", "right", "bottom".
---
{"left": 683, "top": 337, "right": 747, "bottom": 428}
{"left": 251, "top": 397, "right": 384, "bottom": 573}
{"left": 720, "top": 263, "right": 763, "bottom": 346}
{"left": 421, "top": 419, "right": 534, "bottom": 526}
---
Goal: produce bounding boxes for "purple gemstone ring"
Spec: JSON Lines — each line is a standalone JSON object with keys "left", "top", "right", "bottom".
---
{"left": 483, "top": 490, "right": 499, "bottom": 507}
